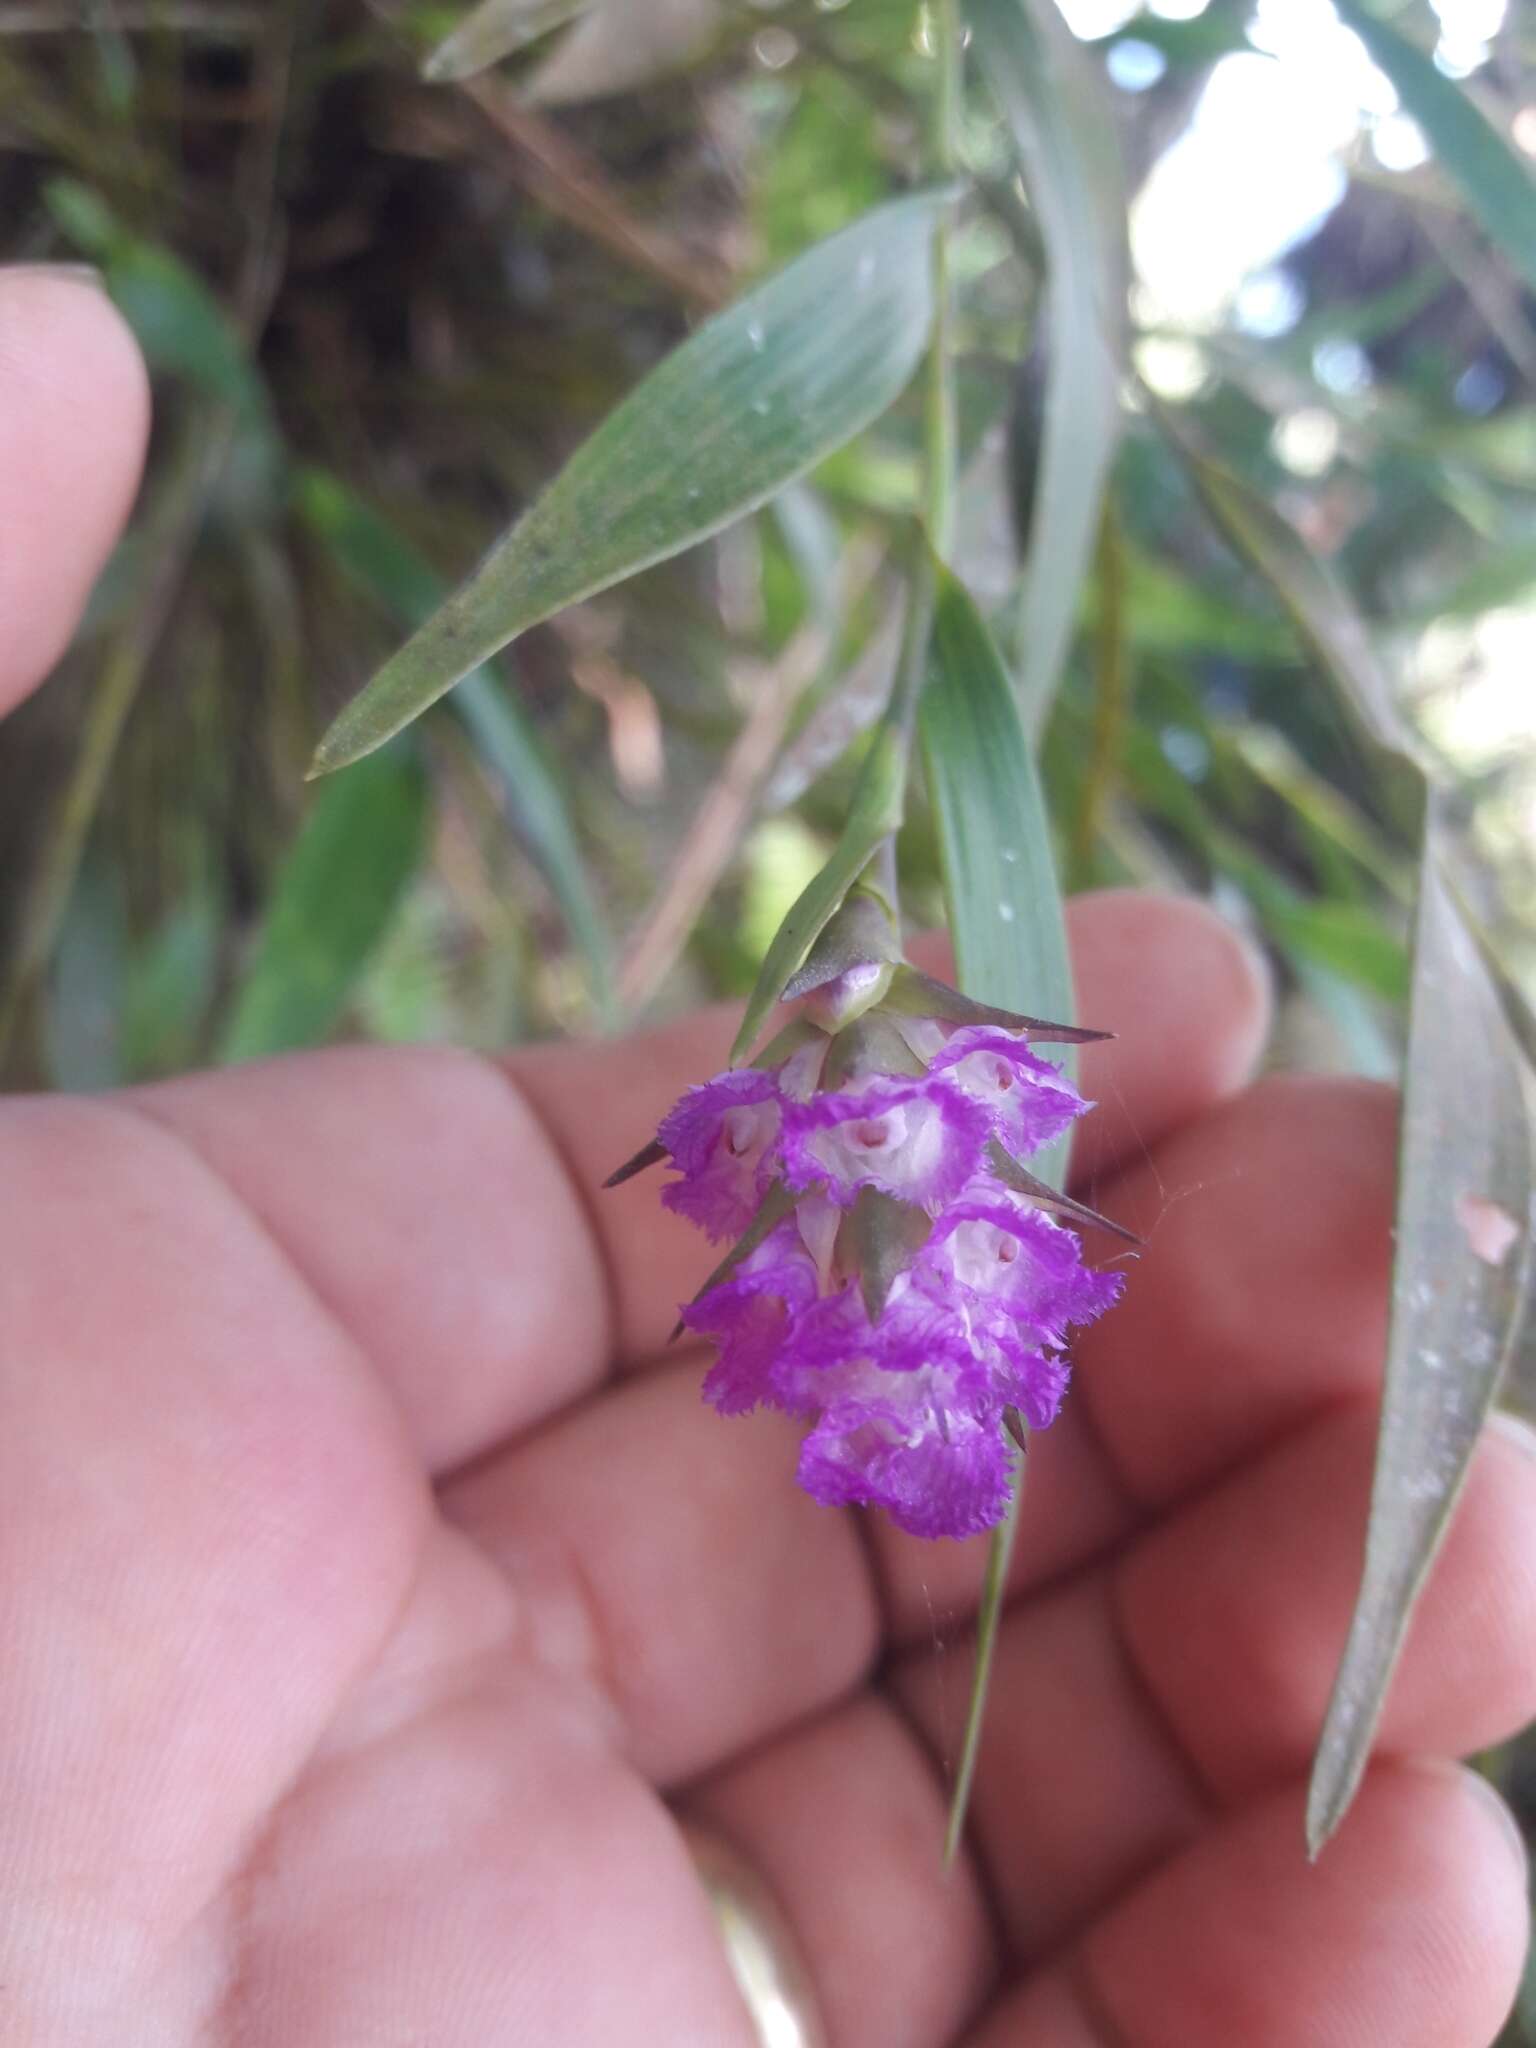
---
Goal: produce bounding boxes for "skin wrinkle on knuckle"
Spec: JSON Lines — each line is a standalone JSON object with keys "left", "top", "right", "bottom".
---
{"left": 1103, "top": 1550, "right": 1222, "bottom": 1822}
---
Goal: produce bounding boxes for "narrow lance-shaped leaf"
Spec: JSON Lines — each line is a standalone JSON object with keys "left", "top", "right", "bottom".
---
{"left": 1152, "top": 400, "right": 1412, "bottom": 763}
{"left": 311, "top": 191, "right": 953, "bottom": 775}
{"left": 295, "top": 469, "right": 614, "bottom": 1020}
{"left": 918, "top": 563, "right": 1078, "bottom": 1859}
{"left": 422, "top": 0, "right": 591, "bottom": 82}
{"left": 1333, "top": 0, "right": 1536, "bottom": 300}
{"left": 967, "top": 0, "right": 1129, "bottom": 731}
{"left": 219, "top": 748, "right": 429, "bottom": 1063}
{"left": 1308, "top": 824, "right": 1535, "bottom": 1854}
{"left": 1156, "top": 402, "right": 1536, "bottom": 1849}
{"left": 920, "top": 565, "right": 1076, "bottom": 1100}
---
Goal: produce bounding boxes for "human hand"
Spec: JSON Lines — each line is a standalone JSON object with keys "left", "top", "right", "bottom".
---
{"left": 3, "top": 269, "right": 1533, "bottom": 2047}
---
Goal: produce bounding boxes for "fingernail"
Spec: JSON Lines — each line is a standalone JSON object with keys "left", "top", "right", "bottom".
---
{"left": 0, "top": 261, "right": 106, "bottom": 289}
{"left": 1487, "top": 1408, "right": 1536, "bottom": 1463}
{"left": 1456, "top": 1764, "right": 1530, "bottom": 1884}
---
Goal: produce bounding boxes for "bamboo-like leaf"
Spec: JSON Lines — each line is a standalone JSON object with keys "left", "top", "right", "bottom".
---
{"left": 1333, "top": 0, "right": 1536, "bottom": 300}
{"left": 918, "top": 563, "right": 1076, "bottom": 1860}
{"left": 1142, "top": 403, "right": 1536, "bottom": 1851}
{"left": 219, "top": 749, "right": 429, "bottom": 1062}
{"left": 520, "top": 0, "right": 719, "bottom": 105}
{"left": 1113, "top": 718, "right": 1411, "bottom": 1001}
{"left": 121, "top": 887, "right": 222, "bottom": 1078}
{"left": 295, "top": 469, "right": 614, "bottom": 1018}
{"left": 967, "top": 0, "right": 1129, "bottom": 730}
{"left": 311, "top": 191, "right": 952, "bottom": 775}
{"left": 1153, "top": 401, "right": 1410, "bottom": 760}
{"left": 46, "top": 178, "right": 273, "bottom": 436}
{"left": 422, "top": 0, "right": 590, "bottom": 82}
{"left": 920, "top": 566, "right": 1076, "bottom": 1083}
{"left": 1307, "top": 824, "right": 1535, "bottom": 1854}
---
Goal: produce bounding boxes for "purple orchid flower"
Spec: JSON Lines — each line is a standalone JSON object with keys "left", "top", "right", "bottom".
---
{"left": 637, "top": 969, "right": 1128, "bottom": 1540}
{"left": 779, "top": 1074, "right": 992, "bottom": 1210}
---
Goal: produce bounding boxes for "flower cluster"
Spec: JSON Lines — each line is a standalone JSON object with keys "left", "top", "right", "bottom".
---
{"left": 635, "top": 963, "right": 1126, "bottom": 1540}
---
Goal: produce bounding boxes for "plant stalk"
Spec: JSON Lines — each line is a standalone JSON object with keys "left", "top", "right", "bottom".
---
{"left": 923, "top": 0, "right": 962, "bottom": 561}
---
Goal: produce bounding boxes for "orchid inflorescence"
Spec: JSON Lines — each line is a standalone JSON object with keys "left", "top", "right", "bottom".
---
{"left": 609, "top": 897, "right": 1132, "bottom": 1540}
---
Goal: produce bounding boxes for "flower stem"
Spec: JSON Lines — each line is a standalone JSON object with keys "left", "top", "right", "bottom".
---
{"left": 923, "top": 0, "right": 962, "bottom": 560}
{"left": 863, "top": 554, "right": 937, "bottom": 924}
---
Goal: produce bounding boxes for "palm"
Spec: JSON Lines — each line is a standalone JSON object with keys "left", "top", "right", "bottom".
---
{"left": 2, "top": 274, "right": 1532, "bottom": 2048}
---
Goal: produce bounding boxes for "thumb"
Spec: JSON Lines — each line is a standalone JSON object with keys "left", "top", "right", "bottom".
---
{"left": 0, "top": 266, "right": 149, "bottom": 718}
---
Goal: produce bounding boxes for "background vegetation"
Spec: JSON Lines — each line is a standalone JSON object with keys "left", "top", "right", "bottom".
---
{"left": 1, "top": 0, "right": 1532, "bottom": 2024}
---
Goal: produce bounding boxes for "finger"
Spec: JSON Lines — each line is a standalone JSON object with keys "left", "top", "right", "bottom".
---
{"left": 132, "top": 893, "right": 1268, "bottom": 1474}
{"left": 0, "top": 268, "right": 149, "bottom": 714}
{"left": 895, "top": 1402, "right": 1536, "bottom": 1961}
{"left": 0, "top": 1096, "right": 423, "bottom": 2015}
{"left": 1074, "top": 1070, "right": 1397, "bottom": 1508}
{"left": 681, "top": 1695, "right": 997, "bottom": 2048}
{"left": 515, "top": 890, "right": 1269, "bottom": 1367}
{"left": 967, "top": 1763, "right": 1527, "bottom": 2048}
{"left": 443, "top": 1356, "right": 879, "bottom": 1788}
{"left": 868, "top": 1069, "right": 1395, "bottom": 1644}
{"left": 130, "top": 1045, "right": 609, "bottom": 1472}
{"left": 1119, "top": 1404, "right": 1536, "bottom": 1800}
{"left": 248, "top": 1520, "right": 764, "bottom": 2047}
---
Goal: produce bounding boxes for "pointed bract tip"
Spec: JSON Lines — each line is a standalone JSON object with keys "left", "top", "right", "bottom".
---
{"left": 603, "top": 1138, "right": 668, "bottom": 1190}
{"left": 1305, "top": 1788, "right": 1345, "bottom": 1863}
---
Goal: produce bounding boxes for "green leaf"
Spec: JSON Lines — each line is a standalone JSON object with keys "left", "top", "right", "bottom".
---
{"left": 218, "top": 748, "right": 429, "bottom": 1062}
{"left": 918, "top": 563, "right": 1076, "bottom": 1861}
{"left": 310, "top": 190, "right": 953, "bottom": 774}
{"left": 1153, "top": 402, "right": 1409, "bottom": 760}
{"left": 1260, "top": 889, "right": 1410, "bottom": 1004}
{"left": 920, "top": 565, "right": 1076, "bottom": 1068}
{"left": 1332, "top": 1, "right": 1536, "bottom": 300}
{"left": 295, "top": 469, "right": 614, "bottom": 1020}
{"left": 121, "top": 888, "right": 222, "bottom": 1077}
{"left": 45, "top": 862, "right": 125, "bottom": 1092}
{"left": 1150, "top": 403, "right": 1536, "bottom": 1857}
{"left": 1114, "top": 721, "right": 1411, "bottom": 1001}
{"left": 968, "top": 0, "right": 1129, "bottom": 729}
{"left": 1307, "top": 824, "right": 1535, "bottom": 1854}
{"left": 1106, "top": 544, "right": 1295, "bottom": 661}
{"left": 422, "top": 0, "right": 589, "bottom": 80}
{"left": 46, "top": 178, "right": 273, "bottom": 435}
